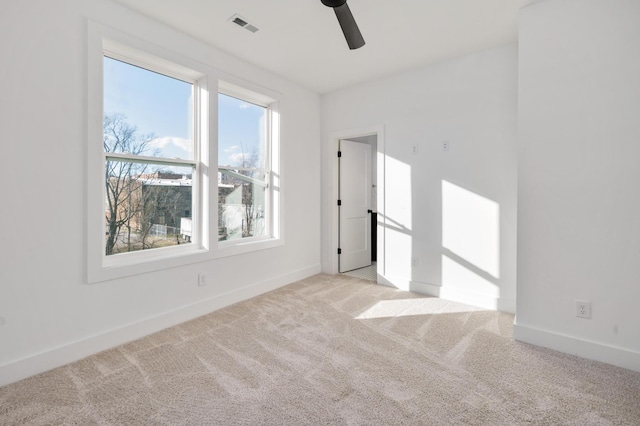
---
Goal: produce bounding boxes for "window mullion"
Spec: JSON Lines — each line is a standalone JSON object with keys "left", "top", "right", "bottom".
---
{"left": 105, "top": 152, "right": 196, "bottom": 168}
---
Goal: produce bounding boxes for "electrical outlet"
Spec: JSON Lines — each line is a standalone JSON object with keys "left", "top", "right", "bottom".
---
{"left": 411, "top": 144, "right": 419, "bottom": 155}
{"left": 442, "top": 140, "right": 450, "bottom": 152}
{"left": 411, "top": 257, "right": 419, "bottom": 268}
{"left": 198, "top": 273, "right": 207, "bottom": 287}
{"left": 576, "top": 300, "right": 591, "bottom": 319}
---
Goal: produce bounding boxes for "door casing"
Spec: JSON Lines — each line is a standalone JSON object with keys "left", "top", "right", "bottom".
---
{"left": 326, "top": 125, "right": 385, "bottom": 279}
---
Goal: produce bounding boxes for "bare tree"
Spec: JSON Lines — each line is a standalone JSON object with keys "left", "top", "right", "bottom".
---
{"left": 103, "top": 113, "right": 155, "bottom": 255}
{"left": 218, "top": 144, "right": 265, "bottom": 239}
{"left": 139, "top": 183, "right": 191, "bottom": 247}
{"left": 237, "top": 145, "right": 261, "bottom": 238}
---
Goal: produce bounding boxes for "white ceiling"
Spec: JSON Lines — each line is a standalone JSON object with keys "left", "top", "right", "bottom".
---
{"left": 112, "top": 0, "right": 519, "bottom": 94}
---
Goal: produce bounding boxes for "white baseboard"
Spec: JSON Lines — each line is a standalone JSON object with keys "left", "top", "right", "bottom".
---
{"left": 0, "top": 264, "right": 321, "bottom": 387}
{"left": 411, "top": 280, "right": 513, "bottom": 313}
{"left": 408, "top": 280, "right": 442, "bottom": 296}
{"left": 513, "top": 321, "right": 640, "bottom": 373}
{"left": 378, "top": 275, "right": 514, "bottom": 313}
{"left": 377, "top": 274, "right": 411, "bottom": 291}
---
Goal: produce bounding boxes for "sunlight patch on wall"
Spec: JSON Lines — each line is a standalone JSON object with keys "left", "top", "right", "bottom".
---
{"left": 385, "top": 231, "right": 412, "bottom": 286}
{"left": 383, "top": 156, "right": 412, "bottom": 280}
{"left": 442, "top": 180, "right": 500, "bottom": 278}
{"left": 386, "top": 157, "right": 412, "bottom": 230}
{"left": 441, "top": 254, "right": 499, "bottom": 298}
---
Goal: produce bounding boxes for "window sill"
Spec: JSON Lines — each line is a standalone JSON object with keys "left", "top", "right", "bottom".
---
{"left": 88, "top": 245, "right": 214, "bottom": 284}
{"left": 216, "top": 237, "right": 283, "bottom": 258}
{"left": 87, "top": 237, "right": 283, "bottom": 284}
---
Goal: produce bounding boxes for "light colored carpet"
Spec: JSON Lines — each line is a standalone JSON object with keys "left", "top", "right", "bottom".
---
{"left": 1, "top": 274, "right": 639, "bottom": 425}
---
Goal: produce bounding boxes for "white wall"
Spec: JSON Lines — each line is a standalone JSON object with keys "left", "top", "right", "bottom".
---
{"left": 322, "top": 44, "right": 518, "bottom": 313}
{"left": 515, "top": 0, "right": 640, "bottom": 371}
{"left": 0, "top": 0, "right": 321, "bottom": 386}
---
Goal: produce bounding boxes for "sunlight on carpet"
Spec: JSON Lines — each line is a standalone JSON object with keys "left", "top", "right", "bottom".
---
{"left": 1, "top": 273, "right": 639, "bottom": 425}
{"left": 355, "top": 297, "right": 487, "bottom": 319}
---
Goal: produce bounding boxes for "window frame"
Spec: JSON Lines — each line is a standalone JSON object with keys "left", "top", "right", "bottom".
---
{"left": 87, "top": 22, "right": 216, "bottom": 283}
{"left": 215, "top": 81, "right": 282, "bottom": 256}
{"left": 87, "top": 21, "right": 282, "bottom": 283}
{"left": 101, "top": 51, "right": 201, "bottom": 265}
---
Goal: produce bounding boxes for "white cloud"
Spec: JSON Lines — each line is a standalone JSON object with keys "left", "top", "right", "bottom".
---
{"left": 148, "top": 137, "right": 170, "bottom": 148}
{"left": 230, "top": 152, "right": 250, "bottom": 164}
{"left": 223, "top": 145, "right": 240, "bottom": 154}
{"left": 148, "top": 136, "right": 193, "bottom": 157}
{"left": 172, "top": 137, "right": 193, "bottom": 152}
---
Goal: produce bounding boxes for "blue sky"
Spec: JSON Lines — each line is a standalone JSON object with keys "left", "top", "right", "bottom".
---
{"left": 104, "top": 56, "right": 265, "bottom": 166}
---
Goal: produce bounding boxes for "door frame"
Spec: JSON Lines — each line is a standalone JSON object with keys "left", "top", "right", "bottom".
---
{"left": 327, "top": 125, "right": 385, "bottom": 278}
{"left": 339, "top": 139, "right": 372, "bottom": 273}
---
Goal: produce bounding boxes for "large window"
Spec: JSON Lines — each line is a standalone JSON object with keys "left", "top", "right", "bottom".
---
{"left": 87, "top": 22, "right": 281, "bottom": 283}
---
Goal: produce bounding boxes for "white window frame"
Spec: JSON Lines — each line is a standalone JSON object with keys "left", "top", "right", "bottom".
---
{"left": 215, "top": 81, "right": 282, "bottom": 257}
{"left": 87, "top": 22, "right": 216, "bottom": 283}
{"left": 87, "top": 21, "right": 283, "bottom": 283}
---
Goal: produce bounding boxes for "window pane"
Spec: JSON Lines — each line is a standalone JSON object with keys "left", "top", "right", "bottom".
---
{"left": 218, "top": 92, "right": 269, "bottom": 242}
{"left": 218, "top": 169, "right": 267, "bottom": 241}
{"left": 105, "top": 161, "right": 193, "bottom": 255}
{"left": 103, "top": 56, "right": 194, "bottom": 160}
{"left": 218, "top": 93, "right": 267, "bottom": 169}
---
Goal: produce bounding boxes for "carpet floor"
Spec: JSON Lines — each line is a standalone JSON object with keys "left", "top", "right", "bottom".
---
{"left": 341, "top": 262, "right": 377, "bottom": 282}
{"left": 1, "top": 274, "right": 639, "bottom": 425}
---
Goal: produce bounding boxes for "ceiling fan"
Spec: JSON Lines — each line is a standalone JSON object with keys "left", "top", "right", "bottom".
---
{"left": 321, "top": 0, "right": 365, "bottom": 50}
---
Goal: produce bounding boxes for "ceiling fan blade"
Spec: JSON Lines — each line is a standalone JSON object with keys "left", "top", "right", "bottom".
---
{"left": 333, "top": 3, "right": 365, "bottom": 50}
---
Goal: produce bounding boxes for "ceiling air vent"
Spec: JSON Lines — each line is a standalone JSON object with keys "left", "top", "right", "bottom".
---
{"left": 229, "top": 14, "right": 259, "bottom": 33}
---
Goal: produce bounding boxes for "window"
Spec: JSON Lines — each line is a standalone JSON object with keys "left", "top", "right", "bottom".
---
{"left": 218, "top": 91, "right": 271, "bottom": 242}
{"left": 87, "top": 22, "right": 281, "bottom": 283}
{"left": 88, "top": 23, "right": 215, "bottom": 283}
{"left": 215, "top": 82, "right": 281, "bottom": 257}
{"left": 103, "top": 56, "right": 196, "bottom": 256}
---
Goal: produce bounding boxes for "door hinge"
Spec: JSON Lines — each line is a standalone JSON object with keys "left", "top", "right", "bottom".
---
{"left": 337, "top": 199, "right": 342, "bottom": 206}
{"left": 337, "top": 248, "right": 342, "bottom": 255}
{"left": 337, "top": 151, "right": 342, "bottom": 157}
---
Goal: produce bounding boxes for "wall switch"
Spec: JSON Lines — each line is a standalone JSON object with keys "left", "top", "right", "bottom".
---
{"left": 198, "top": 273, "right": 207, "bottom": 287}
{"left": 576, "top": 300, "right": 591, "bottom": 319}
{"left": 442, "top": 140, "right": 450, "bottom": 152}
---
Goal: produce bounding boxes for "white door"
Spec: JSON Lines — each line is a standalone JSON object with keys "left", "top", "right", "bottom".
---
{"left": 339, "top": 139, "right": 371, "bottom": 272}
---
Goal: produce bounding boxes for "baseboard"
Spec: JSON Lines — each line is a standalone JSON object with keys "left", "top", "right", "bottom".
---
{"left": 412, "top": 280, "right": 504, "bottom": 312}
{"left": 408, "top": 280, "right": 442, "bottom": 297}
{"left": 513, "top": 322, "right": 640, "bottom": 373}
{"left": 0, "top": 264, "right": 321, "bottom": 387}
{"left": 377, "top": 274, "right": 411, "bottom": 291}
{"left": 376, "top": 275, "right": 515, "bottom": 313}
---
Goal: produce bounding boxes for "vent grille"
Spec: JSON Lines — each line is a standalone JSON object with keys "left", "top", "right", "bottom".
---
{"left": 229, "top": 14, "right": 260, "bottom": 33}
{"left": 232, "top": 17, "right": 248, "bottom": 26}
